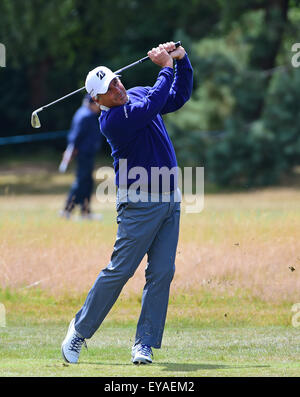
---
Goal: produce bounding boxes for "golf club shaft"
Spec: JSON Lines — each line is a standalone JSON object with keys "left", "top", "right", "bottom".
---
{"left": 38, "top": 87, "right": 85, "bottom": 112}
{"left": 114, "top": 40, "right": 182, "bottom": 74}
{"left": 36, "top": 41, "right": 181, "bottom": 112}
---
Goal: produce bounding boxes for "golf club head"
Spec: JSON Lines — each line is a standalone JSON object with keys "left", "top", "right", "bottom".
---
{"left": 31, "top": 110, "right": 41, "bottom": 128}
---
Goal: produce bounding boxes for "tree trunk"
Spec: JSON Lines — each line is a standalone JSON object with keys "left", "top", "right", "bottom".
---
{"left": 247, "top": 0, "right": 289, "bottom": 120}
{"left": 28, "top": 57, "right": 52, "bottom": 108}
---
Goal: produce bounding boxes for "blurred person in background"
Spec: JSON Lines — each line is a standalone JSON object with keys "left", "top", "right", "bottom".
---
{"left": 60, "top": 94, "right": 104, "bottom": 220}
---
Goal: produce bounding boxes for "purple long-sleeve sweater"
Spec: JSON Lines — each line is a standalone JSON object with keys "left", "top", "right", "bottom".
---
{"left": 99, "top": 53, "right": 193, "bottom": 193}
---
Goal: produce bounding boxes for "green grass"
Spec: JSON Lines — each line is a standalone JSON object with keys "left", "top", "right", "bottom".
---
{"left": 0, "top": 287, "right": 294, "bottom": 328}
{"left": 0, "top": 288, "right": 299, "bottom": 377}
{"left": 1, "top": 323, "right": 300, "bottom": 377}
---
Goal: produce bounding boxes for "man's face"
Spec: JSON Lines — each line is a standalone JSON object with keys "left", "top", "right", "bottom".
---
{"left": 96, "top": 77, "right": 127, "bottom": 108}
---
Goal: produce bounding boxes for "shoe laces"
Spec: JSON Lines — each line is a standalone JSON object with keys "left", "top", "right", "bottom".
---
{"left": 138, "top": 344, "right": 153, "bottom": 357}
{"left": 69, "top": 335, "right": 87, "bottom": 353}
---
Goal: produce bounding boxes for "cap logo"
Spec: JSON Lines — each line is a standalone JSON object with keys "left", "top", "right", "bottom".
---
{"left": 96, "top": 70, "right": 106, "bottom": 80}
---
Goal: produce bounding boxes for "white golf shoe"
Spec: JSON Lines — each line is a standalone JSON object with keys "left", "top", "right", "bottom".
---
{"left": 61, "top": 318, "right": 87, "bottom": 364}
{"left": 59, "top": 210, "right": 72, "bottom": 219}
{"left": 80, "top": 212, "right": 103, "bottom": 221}
{"left": 131, "top": 344, "right": 153, "bottom": 365}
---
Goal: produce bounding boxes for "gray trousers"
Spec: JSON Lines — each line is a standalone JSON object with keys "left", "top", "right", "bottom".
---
{"left": 75, "top": 190, "right": 181, "bottom": 348}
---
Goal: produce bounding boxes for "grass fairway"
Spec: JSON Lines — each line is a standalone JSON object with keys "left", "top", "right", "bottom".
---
{"left": 1, "top": 322, "right": 300, "bottom": 377}
{"left": 0, "top": 287, "right": 299, "bottom": 377}
{"left": 1, "top": 161, "right": 300, "bottom": 376}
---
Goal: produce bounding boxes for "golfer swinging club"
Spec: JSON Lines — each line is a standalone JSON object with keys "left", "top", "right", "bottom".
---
{"left": 61, "top": 41, "right": 193, "bottom": 364}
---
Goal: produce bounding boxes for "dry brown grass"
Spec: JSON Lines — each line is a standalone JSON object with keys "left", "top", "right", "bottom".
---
{"left": 1, "top": 188, "right": 300, "bottom": 304}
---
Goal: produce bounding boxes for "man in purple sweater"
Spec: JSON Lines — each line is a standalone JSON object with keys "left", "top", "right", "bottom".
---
{"left": 61, "top": 42, "right": 193, "bottom": 365}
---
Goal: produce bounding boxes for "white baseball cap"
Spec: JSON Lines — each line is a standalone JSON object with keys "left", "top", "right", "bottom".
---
{"left": 85, "top": 66, "right": 120, "bottom": 97}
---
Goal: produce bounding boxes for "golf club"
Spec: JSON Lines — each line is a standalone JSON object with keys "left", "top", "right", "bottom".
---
{"left": 31, "top": 41, "right": 182, "bottom": 128}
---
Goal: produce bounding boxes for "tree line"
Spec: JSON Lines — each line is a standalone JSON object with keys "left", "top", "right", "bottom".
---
{"left": 1, "top": 0, "right": 300, "bottom": 187}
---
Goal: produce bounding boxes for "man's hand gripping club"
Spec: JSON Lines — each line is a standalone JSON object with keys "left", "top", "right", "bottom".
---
{"left": 147, "top": 41, "right": 186, "bottom": 68}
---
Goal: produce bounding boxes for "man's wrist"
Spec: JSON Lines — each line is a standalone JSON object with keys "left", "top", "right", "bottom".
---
{"left": 176, "top": 52, "right": 187, "bottom": 61}
{"left": 163, "top": 61, "right": 173, "bottom": 68}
